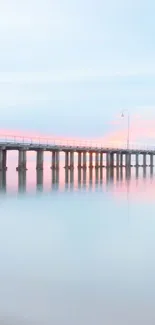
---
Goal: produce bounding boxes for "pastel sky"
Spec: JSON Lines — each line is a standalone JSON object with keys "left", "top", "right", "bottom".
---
{"left": 0, "top": 0, "right": 155, "bottom": 143}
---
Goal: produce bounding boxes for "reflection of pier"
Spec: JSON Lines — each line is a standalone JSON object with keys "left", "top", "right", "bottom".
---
{"left": 52, "top": 169, "right": 59, "bottom": 190}
{"left": 36, "top": 170, "right": 43, "bottom": 191}
{"left": 18, "top": 171, "right": 26, "bottom": 193}
{"left": 0, "top": 171, "right": 6, "bottom": 192}
{"left": 0, "top": 166, "right": 154, "bottom": 193}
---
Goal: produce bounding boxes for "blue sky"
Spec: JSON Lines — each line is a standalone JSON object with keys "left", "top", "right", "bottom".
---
{"left": 0, "top": 0, "right": 155, "bottom": 138}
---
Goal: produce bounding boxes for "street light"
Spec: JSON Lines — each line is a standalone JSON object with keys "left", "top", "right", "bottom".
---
{"left": 121, "top": 109, "right": 130, "bottom": 150}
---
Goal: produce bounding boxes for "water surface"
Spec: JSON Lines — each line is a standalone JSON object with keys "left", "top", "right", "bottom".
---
{"left": 0, "top": 163, "right": 155, "bottom": 324}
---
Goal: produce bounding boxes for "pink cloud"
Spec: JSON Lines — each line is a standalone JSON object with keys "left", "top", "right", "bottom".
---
{"left": 0, "top": 114, "right": 155, "bottom": 147}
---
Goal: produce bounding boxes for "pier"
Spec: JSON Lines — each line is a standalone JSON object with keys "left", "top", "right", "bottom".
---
{"left": 0, "top": 135, "right": 155, "bottom": 171}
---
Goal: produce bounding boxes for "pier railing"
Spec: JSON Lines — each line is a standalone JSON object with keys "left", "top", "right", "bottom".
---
{"left": 0, "top": 134, "right": 154, "bottom": 151}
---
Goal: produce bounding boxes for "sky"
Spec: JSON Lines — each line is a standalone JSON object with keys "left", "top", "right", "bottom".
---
{"left": 0, "top": 0, "right": 155, "bottom": 143}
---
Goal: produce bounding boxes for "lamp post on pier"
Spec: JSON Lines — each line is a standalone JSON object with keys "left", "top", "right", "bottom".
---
{"left": 121, "top": 109, "right": 130, "bottom": 150}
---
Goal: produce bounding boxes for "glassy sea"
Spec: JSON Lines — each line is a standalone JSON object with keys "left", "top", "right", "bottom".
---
{"left": 1, "top": 155, "right": 155, "bottom": 325}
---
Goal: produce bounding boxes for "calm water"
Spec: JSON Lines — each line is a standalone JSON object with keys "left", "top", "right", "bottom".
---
{"left": 1, "top": 160, "right": 155, "bottom": 324}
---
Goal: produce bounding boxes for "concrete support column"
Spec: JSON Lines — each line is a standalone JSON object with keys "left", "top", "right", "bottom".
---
{"left": 0, "top": 150, "right": 7, "bottom": 171}
{"left": 0, "top": 150, "right": 7, "bottom": 170}
{"left": 16, "top": 150, "right": 27, "bottom": 171}
{"left": 116, "top": 153, "right": 120, "bottom": 167}
{"left": 150, "top": 154, "right": 154, "bottom": 167}
{"left": 110, "top": 153, "right": 114, "bottom": 167}
{"left": 125, "top": 153, "right": 131, "bottom": 167}
{"left": 89, "top": 152, "right": 93, "bottom": 168}
{"left": 51, "top": 151, "right": 56, "bottom": 169}
{"left": 83, "top": 152, "right": 87, "bottom": 168}
{"left": 2, "top": 150, "right": 7, "bottom": 171}
{"left": 106, "top": 153, "right": 110, "bottom": 168}
{"left": 78, "top": 152, "right": 82, "bottom": 168}
{"left": 143, "top": 153, "right": 147, "bottom": 167}
{"left": 120, "top": 154, "right": 123, "bottom": 167}
{"left": 135, "top": 153, "right": 139, "bottom": 167}
{"left": 36, "top": 150, "right": 44, "bottom": 170}
{"left": 95, "top": 152, "right": 99, "bottom": 168}
{"left": 70, "top": 152, "right": 74, "bottom": 169}
{"left": 100, "top": 153, "right": 103, "bottom": 167}
{"left": 65, "top": 151, "right": 69, "bottom": 168}
{"left": 0, "top": 151, "right": 3, "bottom": 171}
{"left": 56, "top": 151, "right": 60, "bottom": 169}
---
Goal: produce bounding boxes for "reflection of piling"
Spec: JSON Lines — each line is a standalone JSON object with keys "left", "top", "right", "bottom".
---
{"left": 95, "top": 168, "right": 99, "bottom": 182}
{"left": 52, "top": 168, "right": 56, "bottom": 184}
{"left": 83, "top": 168, "right": 87, "bottom": 183}
{"left": 116, "top": 167, "right": 119, "bottom": 181}
{"left": 135, "top": 167, "right": 139, "bottom": 179}
{"left": 106, "top": 167, "right": 114, "bottom": 183}
{"left": 110, "top": 167, "right": 114, "bottom": 180}
{"left": 143, "top": 167, "right": 146, "bottom": 178}
{"left": 0, "top": 171, "right": 6, "bottom": 192}
{"left": 89, "top": 168, "right": 93, "bottom": 190}
{"left": 89, "top": 168, "right": 93, "bottom": 183}
{"left": 120, "top": 167, "right": 123, "bottom": 181}
{"left": 150, "top": 166, "right": 153, "bottom": 178}
{"left": 65, "top": 168, "right": 69, "bottom": 185}
{"left": 55, "top": 169, "right": 59, "bottom": 184}
{"left": 70, "top": 169, "right": 74, "bottom": 186}
{"left": 78, "top": 168, "right": 82, "bottom": 183}
{"left": 100, "top": 167, "right": 103, "bottom": 182}
{"left": 78, "top": 168, "right": 82, "bottom": 189}
{"left": 64, "top": 169, "right": 74, "bottom": 189}
{"left": 36, "top": 170, "right": 43, "bottom": 191}
{"left": 51, "top": 169, "right": 59, "bottom": 189}
{"left": 18, "top": 171, "right": 26, "bottom": 193}
{"left": 125, "top": 167, "right": 131, "bottom": 181}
